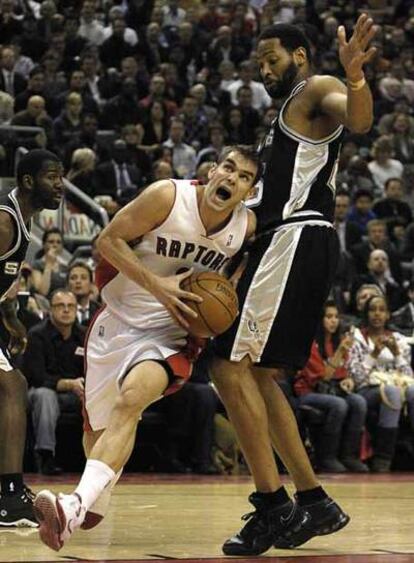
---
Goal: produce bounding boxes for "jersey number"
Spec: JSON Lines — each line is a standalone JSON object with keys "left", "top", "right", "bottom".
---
{"left": 4, "top": 262, "right": 19, "bottom": 275}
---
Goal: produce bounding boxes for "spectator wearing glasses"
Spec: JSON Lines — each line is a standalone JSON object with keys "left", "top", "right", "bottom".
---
{"left": 23, "top": 289, "right": 86, "bottom": 475}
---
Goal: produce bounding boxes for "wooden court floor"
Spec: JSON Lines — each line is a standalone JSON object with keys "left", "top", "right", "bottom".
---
{"left": 1, "top": 473, "right": 413, "bottom": 563}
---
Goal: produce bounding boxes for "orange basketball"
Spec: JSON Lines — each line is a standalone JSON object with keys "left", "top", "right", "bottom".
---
{"left": 181, "top": 272, "right": 239, "bottom": 338}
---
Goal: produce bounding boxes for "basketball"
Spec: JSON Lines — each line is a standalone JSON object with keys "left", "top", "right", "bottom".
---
{"left": 181, "top": 272, "right": 239, "bottom": 338}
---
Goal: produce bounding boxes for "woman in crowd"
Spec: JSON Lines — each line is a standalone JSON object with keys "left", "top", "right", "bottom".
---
{"left": 141, "top": 100, "right": 169, "bottom": 153}
{"left": 294, "top": 301, "right": 368, "bottom": 473}
{"left": 32, "top": 228, "right": 68, "bottom": 298}
{"left": 347, "top": 295, "right": 414, "bottom": 472}
{"left": 66, "top": 147, "right": 97, "bottom": 196}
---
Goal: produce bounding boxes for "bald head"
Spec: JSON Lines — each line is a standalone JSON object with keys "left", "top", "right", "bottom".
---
{"left": 27, "top": 95, "right": 45, "bottom": 117}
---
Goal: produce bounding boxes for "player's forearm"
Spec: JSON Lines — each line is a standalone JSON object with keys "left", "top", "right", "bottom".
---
{"left": 345, "top": 76, "right": 373, "bottom": 134}
{"left": 0, "top": 298, "right": 25, "bottom": 336}
{"left": 98, "top": 234, "right": 160, "bottom": 293}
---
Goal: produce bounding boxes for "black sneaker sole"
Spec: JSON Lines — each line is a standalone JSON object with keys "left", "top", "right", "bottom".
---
{"left": 274, "top": 508, "right": 350, "bottom": 549}
{"left": 222, "top": 534, "right": 275, "bottom": 556}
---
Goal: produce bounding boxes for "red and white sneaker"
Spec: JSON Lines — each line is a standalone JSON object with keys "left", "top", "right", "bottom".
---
{"left": 34, "top": 490, "right": 85, "bottom": 551}
{"left": 82, "top": 469, "right": 122, "bottom": 531}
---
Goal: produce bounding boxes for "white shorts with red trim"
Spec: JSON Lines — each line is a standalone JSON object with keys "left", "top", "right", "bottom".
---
{"left": 84, "top": 307, "right": 195, "bottom": 431}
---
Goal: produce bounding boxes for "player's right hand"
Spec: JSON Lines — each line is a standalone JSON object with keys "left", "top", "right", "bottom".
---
{"left": 151, "top": 268, "right": 203, "bottom": 330}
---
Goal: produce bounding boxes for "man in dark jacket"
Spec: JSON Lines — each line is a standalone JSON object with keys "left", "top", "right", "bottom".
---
{"left": 23, "top": 289, "right": 85, "bottom": 475}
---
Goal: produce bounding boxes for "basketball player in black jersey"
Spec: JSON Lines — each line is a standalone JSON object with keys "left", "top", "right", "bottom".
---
{"left": 0, "top": 149, "right": 64, "bottom": 526}
{"left": 212, "top": 15, "right": 377, "bottom": 556}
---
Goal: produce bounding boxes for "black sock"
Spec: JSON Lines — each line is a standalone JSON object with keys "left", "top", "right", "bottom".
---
{"left": 296, "top": 486, "right": 328, "bottom": 506}
{"left": 1, "top": 473, "right": 24, "bottom": 496}
{"left": 254, "top": 486, "right": 290, "bottom": 507}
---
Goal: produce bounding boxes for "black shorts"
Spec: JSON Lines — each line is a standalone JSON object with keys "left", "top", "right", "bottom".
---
{"left": 215, "top": 222, "right": 339, "bottom": 370}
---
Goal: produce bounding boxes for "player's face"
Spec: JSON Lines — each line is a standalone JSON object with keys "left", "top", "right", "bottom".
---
{"left": 68, "top": 267, "right": 91, "bottom": 297}
{"left": 31, "top": 161, "right": 64, "bottom": 210}
{"left": 257, "top": 38, "right": 300, "bottom": 99}
{"left": 204, "top": 151, "right": 257, "bottom": 212}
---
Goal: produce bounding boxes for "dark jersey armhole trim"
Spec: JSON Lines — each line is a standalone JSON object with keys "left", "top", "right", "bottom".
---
{"left": 0, "top": 207, "right": 21, "bottom": 261}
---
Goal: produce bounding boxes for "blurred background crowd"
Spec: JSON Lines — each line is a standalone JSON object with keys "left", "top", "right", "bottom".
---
{"left": 1, "top": 0, "right": 414, "bottom": 477}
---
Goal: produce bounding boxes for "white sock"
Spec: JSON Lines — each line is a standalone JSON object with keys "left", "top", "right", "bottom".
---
{"left": 74, "top": 459, "right": 116, "bottom": 512}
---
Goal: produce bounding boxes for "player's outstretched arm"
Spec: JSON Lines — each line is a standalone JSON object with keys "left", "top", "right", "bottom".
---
{"left": 97, "top": 181, "right": 202, "bottom": 329}
{"left": 316, "top": 14, "right": 377, "bottom": 134}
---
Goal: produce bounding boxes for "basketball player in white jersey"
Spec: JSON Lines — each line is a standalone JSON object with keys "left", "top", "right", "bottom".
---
{"left": 34, "top": 145, "right": 259, "bottom": 551}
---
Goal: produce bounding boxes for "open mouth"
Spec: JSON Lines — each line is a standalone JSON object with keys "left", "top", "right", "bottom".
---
{"left": 216, "top": 186, "right": 232, "bottom": 201}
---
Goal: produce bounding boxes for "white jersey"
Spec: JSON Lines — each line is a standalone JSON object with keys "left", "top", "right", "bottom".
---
{"left": 97, "top": 180, "right": 249, "bottom": 330}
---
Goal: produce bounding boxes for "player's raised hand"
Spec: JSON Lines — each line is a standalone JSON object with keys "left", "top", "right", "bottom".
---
{"left": 151, "top": 268, "right": 203, "bottom": 329}
{"left": 338, "top": 13, "right": 378, "bottom": 80}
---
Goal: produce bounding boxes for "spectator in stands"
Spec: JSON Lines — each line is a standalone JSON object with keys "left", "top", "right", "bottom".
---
{"left": 294, "top": 301, "right": 368, "bottom": 473}
{"left": 152, "top": 158, "right": 173, "bottom": 181}
{"left": 368, "top": 136, "right": 404, "bottom": 198}
{"left": 103, "top": 7, "right": 138, "bottom": 47}
{"left": 196, "top": 161, "right": 214, "bottom": 184}
{"left": 24, "top": 289, "right": 85, "bottom": 475}
{"left": 206, "top": 25, "right": 247, "bottom": 68}
{"left": 336, "top": 155, "right": 376, "bottom": 195}
{"left": 121, "top": 124, "right": 151, "bottom": 184}
{"left": 78, "top": 0, "right": 105, "bottom": 47}
{"left": 179, "top": 95, "right": 209, "bottom": 150}
{"left": 347, "top": 295, "right": 414, "bottom": 472}
{"left": 351, "top": 219, "right": 403, "bottom": 284}
{"left": 56, "top": 69, "right": 99, "bottom": 117}
{"left": 41, "top": 50, "right": 67, "bottom": 99}
{"left": 67, "top": 261, "right": 100, "bottom": 327}
{"left": 373, "top": 178, "right": 413, "bottom": 236}
{"left": 334, "top": 190, "right": 362, "bottom": 255}
{"left": 14, "top": 66, "right": 53, "bottom": 115}
{"left": 100, "top": 17, "right": 136, "bottom": 70}
{"left": 53, "top": 92, "right": 83, "bottom": 150}
{"left": 391, "top": 281, "right": 414, "bottom": 337}
{"left": 223, "top": 106, "right": 248, "bottom": 144}
{"left": 64, "top": 112, "right": 108, "bottom": 169}
{"left": 93, "top": 139, "right": 143, "bottom": 207}
{"left": 227, "top": 60, "right": 271, "bottom": 111}
{"left": 351, "top": 249, "right": 404, "bottom": 313}
{"left": 161, "top": 0, "right": 186, "bottom": 29}
{"left": 389, "top": 112, "right": 414, "bottom": 165}
{"left": 347, "top": 189, "right": 377, "bottom": 237}
{"left": 163, "top": 117, "right": 196, "bottom": 179}
{"left": 0, "top": 91, "right": 13, "bottom": 124}
{"left": 63, "top": 14, "right": 88, "bottom": 68}
{"left": 343, "top": 284, "right": 384, "bottom": 328}
{"left": 205, "top": 70, "right": 232, "bottom": 113}
{"left": 196, "top": 123, "right": 226, "bottom": 168}
{"left": 0, "top": 45, "right": 27, "bottom": 97}
{"left": 0, "top": 0, "right": 23, "bottom": 44}
{"left": 236, "top": 85, "right": 261, "bottom": 144}
{"left": 118, "top": 56, "right": 149, "bottom": 101}
{"left": 141, "top": 22, "right": 170, "bottom": 73}
{"left": 141, "top": 100, "right": 169, "bottom": 153}
{"left": 66, "top": 147, "right": 97, "bottom": 197}
{"left": 101, "top": 77, "right": 144, "bottom": 130}
{"left": 139, "top": 74, "right": 177, "bottom": 118}
{"left": 11, "top": 95, "right": 55, "bottom": 151}
{"left": 79, "top": 52, "right": 110, "bottom": 109}
{"left": 32, "top": 228, "right": 68, "bottom": 298}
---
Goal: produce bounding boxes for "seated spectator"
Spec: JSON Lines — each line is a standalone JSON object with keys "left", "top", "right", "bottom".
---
{"left": 66, "top": 147, "right": 97, "bottom": 197}
{"left": 196, "top": 161, "right": 214, "bottom": 185}
{"left": 351, "top": 249, "right": 405, "bottom": 313}
{"left": 141, "top": 100, "right": 169, "bottom": 153}
{"left": 103, "top": 6, "right": 138, "bottom": 47}
{"left": 351, "top": 219, "right": 403, "bottom": 283}
{"left": 0, "top": 91, "right": 13, "bottom": 124}
{"left": 152, "top": 158, "right": 173, "bottom": 181}
{"left": 373, "top": 178, "right": 412, "bottom": 230}
{"left": 227, "top": 60, "right": 271, "bottom": 112}
{"left": 121, "top": 124, "right": 152, "bottom": 184}
{"left": 347, "top": 295, "right": 414, "bottom": 472}
{"left": 64, "top": 113, "right": 109, "bottom": 169}
{"left": 138, "top": 74, "right": 178, "bottom": 119}
{"left": 99, "top": 17, "right": 136, "bottom": 70}
{"left": 78, "top": 0, "right": 106, "bottom": 47}
{"left": 368, "top": 136, "right": 404, "bottom": 198}
{"left": 24, "top": 289, "right": 85, "bottom": 475}
{"left": 11, "top": 95, "right": 55, "bottom": 151}
{"left": 334, "top": 189, "right": 362, "bottom": 255}
{"left": 294, "top": 301, "right": 368, "bottom": 473}
{"left": 235, "top": 85, "right": 261, "bottom": 144}
{"left": 93, "top": 139, "right": 143, "bottom": 207}
{"left": 204, "top": 70, "right": 232, "bottom": 114}
{"left": 196, "top": 123, "right": 226, "bottom": 168}
{"left": 163, "top": 117, "right": 196, "bottom": 179}
{"left": 347, "top": 189, "right": 377, "bottom": 237}
{"left": 391, "top": 281, "right": 414, "bottom": 337}
{"left": 41, "top": 50, "right": 67, "bottom": 99}
{"left": 32, "top": 228, "right": 68, "bottom": 298}
{"left": 67, "top": 261, "right": 100, "bottom": 327}
{"left": 336, "top": 155, "right": 376, "bottom": 195}
{"left": 389, "top": 112, "right": 414, "bottom": 165}
{"left": 223, "top": 106, "right": 250, "bottom": 144}
{"left": 343, "top": 283, "right": 384, "bottom": 328}
{"left": 55, "top": 70, "right": 99, "bottom": 118}
{"left": 14, "top": 66, "right": 54, "bottom": 116}
{"left": 101, "top": 77, "right": 144, "bottom": 130}
{"left": 0, "top": 45, "right": 27, "bottom": 97}
{"left": 178, "top": 94, "right": 209, "bottom": 150}
{"left": 53, "top": 92, "right": 83, "bottom": 151}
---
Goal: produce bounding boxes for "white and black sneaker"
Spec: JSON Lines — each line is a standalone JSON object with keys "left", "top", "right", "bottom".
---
{"left": 0, "top": 487, "right": 38, "bottom": 528}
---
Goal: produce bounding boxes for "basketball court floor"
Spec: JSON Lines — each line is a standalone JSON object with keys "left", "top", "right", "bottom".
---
{"left": 1, "top": 473, "right": 413, "bottom": 563}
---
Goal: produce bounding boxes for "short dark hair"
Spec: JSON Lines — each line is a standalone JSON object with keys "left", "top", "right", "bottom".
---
{"left": 218, "top": 145, "right": 261, "bottom": 183}
{"left": 258, "top": 23, "right": 313, "bottom": 64}
{"left": 67, "top": 260, "right": 93, "bottom": 282}
{"left": 50, "top": 288, "right": 76, "bottom": 305}
{"left": 353, "top": 188, "right": 374, "bottom": 202}
{"left": 385, "top": 177, "right": 403, "bottom": 190}
{"left": 29, "top": 66, "right": 44, "bottom": 79}
{"left": 16, "top": 149, "right": 61, "bottom": 185}
{"left": 335, "top": 188, "right": 350, "bottom": 199}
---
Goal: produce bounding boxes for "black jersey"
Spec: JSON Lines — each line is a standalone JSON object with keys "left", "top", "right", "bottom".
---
{"left": 0, "top": 189, "right": 31, "bottom": 299}
{"left": 250, "top": 80, "right": 344, "bottom": 234}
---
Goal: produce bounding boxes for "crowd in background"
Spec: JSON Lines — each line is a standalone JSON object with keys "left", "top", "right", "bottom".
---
{"left": 1, "top": 0, "right": 414, "bottom": 475}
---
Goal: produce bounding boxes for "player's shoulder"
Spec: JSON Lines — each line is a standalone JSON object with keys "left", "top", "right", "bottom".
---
{"left": 306, "top": 74, "right": 347, "bottom": 96}
{"left": 245, "top": 208, "right": 257, "bottom": 241}
{"left": 133, "top": 179, "right": 177, "bottom": 210}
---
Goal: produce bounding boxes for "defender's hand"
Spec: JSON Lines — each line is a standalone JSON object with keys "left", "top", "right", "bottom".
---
{"left": 338, "top": 14, "right": 378, "bottom": 80}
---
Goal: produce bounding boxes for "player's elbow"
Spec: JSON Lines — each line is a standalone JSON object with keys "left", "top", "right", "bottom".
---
{"left": 347, "top": 117, "right": 373, "bottom": 134}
